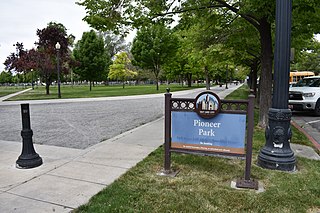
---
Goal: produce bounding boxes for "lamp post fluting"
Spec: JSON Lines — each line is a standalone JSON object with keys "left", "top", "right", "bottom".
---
{"left": 257, "top": 0, "right": 296, "bottom": 171}
{"left": 55, "top": 42, "right": 61, "bottom": 98}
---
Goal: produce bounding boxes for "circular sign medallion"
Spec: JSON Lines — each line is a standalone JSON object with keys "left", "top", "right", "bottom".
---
{"left": 195, "top": 91, "right": 221, "bottom": 119}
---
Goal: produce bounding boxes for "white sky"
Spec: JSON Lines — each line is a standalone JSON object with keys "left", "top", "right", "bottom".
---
{"left": 0, "top": 0, "right": 91, "bottom": 72}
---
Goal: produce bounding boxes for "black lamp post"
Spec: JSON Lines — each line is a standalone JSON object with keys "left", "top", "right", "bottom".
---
{"left": 31, "top": 68, "right": 34, "bottom": 90}
{"left": 257, "top": 0, "right": 296, "bottom": 171}
{"left": 16, "top": 104, "right": 42, "bottom": 169}
{"left": 55, "top": 42, "right": 61, "bottom": 99}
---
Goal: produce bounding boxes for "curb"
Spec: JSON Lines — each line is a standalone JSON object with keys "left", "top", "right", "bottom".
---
{"left": 291, "top": 120, "right": 320, "bottom": 151}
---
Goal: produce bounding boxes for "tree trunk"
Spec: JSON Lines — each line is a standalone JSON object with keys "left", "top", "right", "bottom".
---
{"left": 186, "top": 73, "right": 192, "bottom": 87}
{"left": 45, "top": 81, "right": 50, "bottom": 95}
{"left": 90, "top": 81, "right": 92, "bottom": 91}
{"left": 156, "top": 77, "right": 159, "bottom": 90}
{"left": 205, "top": 66, "right": 210, "bottom": 90}
{"left": 45, "top": 76, "right": 50, "bottom": 95}
{"left": 258, "top": 18, "right": 273, "bottom": 128}
{"left": 123, "top": 81, "right": 125, "bottom": 88}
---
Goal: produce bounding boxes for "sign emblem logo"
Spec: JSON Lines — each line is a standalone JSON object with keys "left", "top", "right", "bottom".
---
{"left": 195, "top": 91, "right": 221, "bottom": 118}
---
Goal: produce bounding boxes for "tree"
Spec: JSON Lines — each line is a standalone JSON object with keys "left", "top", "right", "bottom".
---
{"left": 4, "top": 43, "right": 33, "bottom": 74}
{"left": 0, "top": 71, "right": 13, "bottom": 84}
{"left": 164, "top": 30, "right": 201, "bottom": 87}
{"left": 4, "top": 43, "right": 40, "bottom": 87}
{"left": 291, "top": 38, "right": 320, "bottom": 74}
{"left": 108, "top": 52, "right": 137, "bottom": 88}
{"left": 101, "top": 31, "right": 127, "bottom": 59}
{"left": 131, "top": 23, "right": 178, "bottom": 90}
{"left": 78, "top": 0, "right": 320, "bottom": 127}
{"left": 73, "top": 30, "right": 109, "bottom": 91}
{"left": 35, "top": 22, "right": 73, "bottom": 95}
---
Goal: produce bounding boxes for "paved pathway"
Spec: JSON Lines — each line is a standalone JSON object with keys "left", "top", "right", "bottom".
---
{"left": 0, "top": 88, "right": 32, "bottom": 102}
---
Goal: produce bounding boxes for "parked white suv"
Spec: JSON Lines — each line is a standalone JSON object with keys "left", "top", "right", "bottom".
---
{"left": 289, "top": 76, "right": 320, "bottom": 115}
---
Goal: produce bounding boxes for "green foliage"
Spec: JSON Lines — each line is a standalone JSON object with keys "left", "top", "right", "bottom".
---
{"left": 100, "top": 31, "right": 128, "bottom": 59}
{"left": 73, "top": 30, "right": 110, "bottom": 89}
{"left": 77, "top": 0, "right": 320, "bottom": 125}
{"left": 0, "top": 71, "right": 13, "bottom": 84}
{"left": 131, "top": 23, "right": 178, "bottom": 90}
{"left": 291, "top": 39, "right": 320, "bottom": 74}
{"left": 108, "top": 52, "right": 137, "bottom": 88}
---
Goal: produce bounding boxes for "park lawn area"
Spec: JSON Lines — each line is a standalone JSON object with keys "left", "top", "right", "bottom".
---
{"left": 7, "top": 84, "right": 205, "bottom": 101}
{"left": 0, "top": 86, "right": 26, "bottom": 97}
{"left": 74, "top": 85, "right": 320, "bottom": 213}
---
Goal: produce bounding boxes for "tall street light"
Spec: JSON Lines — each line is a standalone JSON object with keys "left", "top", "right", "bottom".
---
{"left": 55, "top": 42, "right": 61, "bottom": 98}
{"left": 257, "top": 0, "right": 296, "bottom": 171}
{"left": 31, "top": 69, "right": 34, "bottom": 90}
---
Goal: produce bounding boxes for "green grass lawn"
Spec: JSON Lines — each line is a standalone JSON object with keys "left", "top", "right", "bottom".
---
{"left": 73, "top": 85, "right": 320, "bottom": 213}
{"left": 0, "top": 86, "right": 27, "bottom": 97}
{"left": 7, "top": 84, "right": 205, "bottom": 101}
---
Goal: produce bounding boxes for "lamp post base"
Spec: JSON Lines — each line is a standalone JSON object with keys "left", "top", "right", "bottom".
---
{"left": 258, "top": 148, "right": 296, "bottom": 171}
{"left": 16, "top": 127, "right": 43, "bottom": 169}
{"left": 16, "top": 154, "right": 43, "bottom": 169}
{"left": 258, "top": 108, "right": 296, "bottom": 171}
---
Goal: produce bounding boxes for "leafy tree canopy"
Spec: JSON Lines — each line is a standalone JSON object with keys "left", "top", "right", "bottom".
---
{"left": 73, "top": 30, "right": 109, "bottom": 90}
{"left": 108, "top": 52, "right": 137, "bottom": 88}
{"left": 131, "top": 23, "right": 178, "bottom": 90}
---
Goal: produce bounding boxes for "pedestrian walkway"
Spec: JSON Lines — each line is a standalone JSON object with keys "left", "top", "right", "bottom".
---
{"left": 0, "top": 84, "right": 319, "bottom": 213}
{"left": 0, "top": 88, "right": 32, "bottom": 102}
{"left": 0, "top": 118, "right": 164, "bottom": 212}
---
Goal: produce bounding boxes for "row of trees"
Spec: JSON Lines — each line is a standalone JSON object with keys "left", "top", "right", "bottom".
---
{"left": 3, "top": 0, "right": 320, "bottom": 126}
{"left": 77, "top": 0, "right": 320, "bottom": 127}
{"left": 2, "top": 21, "right": 241, "bottom": 93}
{"left": 3, "top": 23, "right": 131, "bottom": 92}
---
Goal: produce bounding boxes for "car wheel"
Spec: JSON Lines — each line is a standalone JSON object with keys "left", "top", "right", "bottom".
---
{"left": 314, "top": 99, "right": 320, "bottom": 116}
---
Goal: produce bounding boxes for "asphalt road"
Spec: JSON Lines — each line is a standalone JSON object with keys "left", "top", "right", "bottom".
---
{"left": 292, "top": 111, "right": 320, "bottom": 147}
{"left": 0, "top": 84, "right": 241, "bottom": 149}
{"left": 292, "top": 111, "right": 320, "bottom": 129}
{"left": 0, "top": 98, "right": 164, "bottom": 149}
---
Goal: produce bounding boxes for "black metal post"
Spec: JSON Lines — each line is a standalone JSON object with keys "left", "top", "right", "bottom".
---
{"left": 31, "top": 69, "right": 34, "bottom": 90}
{"left": 158, "top": 88, "right": 179, "bottom": 177}
{"left": 236, "top": 93, "right": 258, "bottom": 189}
{"left": 258, "top": 0, "right": 296, "bottom": 171}
{"left": 244, "top": 94, "right": 255, "bottom": 180}
{"left": 164, "top": 88, "right": 172, "bottom": 172}
{"left": 16, "top": 104, "right": 42, "bottom": 169}
{"left": 56, "top": 49, "right": 61, "bottom": 98}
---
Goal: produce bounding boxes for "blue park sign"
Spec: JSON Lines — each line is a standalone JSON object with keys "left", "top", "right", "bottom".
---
{"left": 171, "top": 111, "right": 246, "bottom": 155}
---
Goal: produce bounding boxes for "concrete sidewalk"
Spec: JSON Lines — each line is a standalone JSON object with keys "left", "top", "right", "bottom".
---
{"left": 0, "top": 88, "right": 32, "bottom": 102}
{"left": 1, "top": 84, "right": 319, "bottom": 213}
{"left": 0, "top": 118, "right": 164, "bottom": 212}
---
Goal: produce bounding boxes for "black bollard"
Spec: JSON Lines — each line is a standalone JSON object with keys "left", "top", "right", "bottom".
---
{"left": 16, "top": 104, "right": 42, "bottom": 169}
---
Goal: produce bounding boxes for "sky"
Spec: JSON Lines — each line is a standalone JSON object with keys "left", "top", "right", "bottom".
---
{"left": 0, "top": 0, "right": 92, "bottom": 72}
